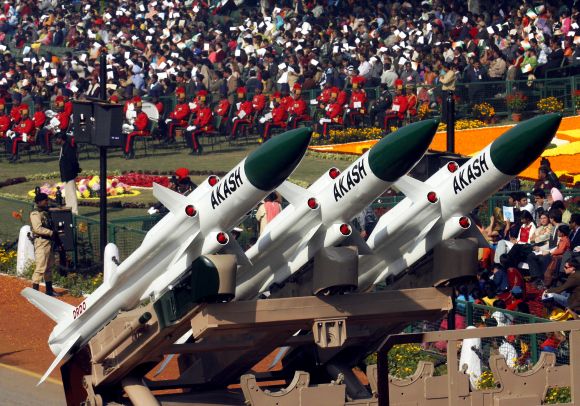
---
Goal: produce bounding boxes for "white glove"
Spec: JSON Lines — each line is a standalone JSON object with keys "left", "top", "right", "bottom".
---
{"left": 122, "top": 123, "right": 133, "bottom": 133}
{"left": 259, "top": 117, "right": 267, "bottom": 124}
{"left": 7, "top": 130, "right": 14, "bottom": 138}
{"left": 49, "top": 117, "right": 60, "bottom": 128}
{"left": 45, "top": 110, "right": 56, "bottom": 118}
{"left": 22, "top": 133, "right": 27, "bottom": 142}
{"left": 186, "top": 125, "right": 196, "bottom": 131}
{"left": 147, "top": 207, "right": 159, "bottom": 215}
{"left": 165, "top": 118, "right": 172, "bottom": 123}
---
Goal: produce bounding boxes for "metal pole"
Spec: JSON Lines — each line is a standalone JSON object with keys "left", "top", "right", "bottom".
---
{"left": 99, "top": 50, "right": 107, "bottom": 260}
{"left": 447, "top": 289, "right": 456, "bottom": 331}
{"left": 446, "top": 91, "right": 455, "bottom": 153}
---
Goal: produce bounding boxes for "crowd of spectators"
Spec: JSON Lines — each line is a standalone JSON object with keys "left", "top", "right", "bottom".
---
{"left": 1, "top": 0, "right": 580, "bottom": 156}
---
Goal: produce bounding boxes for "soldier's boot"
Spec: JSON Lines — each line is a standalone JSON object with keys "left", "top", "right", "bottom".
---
{"left": 32, "top": 283, "right": 39, "bottom": 291}
{"left": 45, "top": 282, "right": 61, "bottom": 297}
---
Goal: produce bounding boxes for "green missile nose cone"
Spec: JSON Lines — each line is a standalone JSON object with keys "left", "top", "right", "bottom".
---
{"left": 368, "top": 119, "right": 438, "bottom": 182}
{"left": 490, "top": 113, "right": 562, "bottom": 176}
{"left": 245, "top": 127, "right": 312, "bottom": 191}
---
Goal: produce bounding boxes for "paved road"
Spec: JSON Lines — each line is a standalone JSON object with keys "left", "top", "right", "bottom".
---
{"left": 0, "top": 364, "right": 66, "bottom": 406}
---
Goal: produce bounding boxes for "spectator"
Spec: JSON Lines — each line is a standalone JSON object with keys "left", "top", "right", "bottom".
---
{"left": 256, "top": 192, "right": 282, "bottom": 236}
{"left": 545, "top": 257, "right": 580, "bottom": 314}
{"left": 491, "top": 264, "right": 510, "bottom": 293}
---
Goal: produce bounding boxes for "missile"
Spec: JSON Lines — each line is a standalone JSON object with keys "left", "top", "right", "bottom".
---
{"left": 357, "top": 113, "right": 562, "bottom": 290}
{"left": 21, "top": 127, "right": 312, "bottom": 384}
{"left": 235, "top": 120, "right": 438, "bottom": 300}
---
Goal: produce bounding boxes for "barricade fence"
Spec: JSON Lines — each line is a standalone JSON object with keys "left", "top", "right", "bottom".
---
{"left": 403, "top": 300, "right": 569, "bottom": 370}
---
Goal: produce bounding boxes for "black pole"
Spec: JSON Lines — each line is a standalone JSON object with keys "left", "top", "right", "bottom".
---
{"left": 99, "top": 50, "right": 107, "bottom": 260}
{"left": 446, "top": 91, "right": 455, "bottom": 153}
{"left": 447, "top": 288, "right": 456, "bottom": 331}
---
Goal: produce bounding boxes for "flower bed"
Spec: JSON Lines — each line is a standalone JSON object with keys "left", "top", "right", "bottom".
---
{"left": 311, "top": 127, "right": 383, "bottom": 145}
{"left": 116, "top": 172, "right": 171, "bottom": 188}
{"left": 28, "top": 176, "right": 141, "bottom": 200}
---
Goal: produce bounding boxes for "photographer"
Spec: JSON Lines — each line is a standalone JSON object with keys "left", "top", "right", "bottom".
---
{"left": 30, "top": 193, "right": 58, "bottom": 296}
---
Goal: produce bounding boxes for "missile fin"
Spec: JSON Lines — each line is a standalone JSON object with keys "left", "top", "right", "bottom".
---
{"left": 341, "top": 227, "right": 374, "bottom": 254}
{"left": 153, "top": 182, "right": 188, "bottom": 213}
{"left": 276, "top": 180, "right": 308, "bottom": 206}
{"left": 457, "top": 216, "right": 489, "bottom": 247}
{"left": 221, "top": 234, "right": 252, "bottom": 267}
{"left": 21, "top": 287, "right": 74, "bottom": 323}
{"left": 393, "top": 175, "right": 432, "bottom": 203}
{"left": 38, "top": 333, "right": 81, "bottom": 385}
{"left": 400, "top": 215, "right": 441, "bottom": 252}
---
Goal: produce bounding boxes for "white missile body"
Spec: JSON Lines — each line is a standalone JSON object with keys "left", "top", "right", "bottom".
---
{"left": 358, "top": 114, "right": 562, "bottom": 289}
{"left": 236, "top": 120, "right": 439, "bottom": 300}
{"left": 21, "top": 128, "right": 313, "bottom": 384}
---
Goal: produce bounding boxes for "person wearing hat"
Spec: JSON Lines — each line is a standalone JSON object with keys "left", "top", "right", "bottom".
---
{"left": 318, "top": 89, "right": 344, "bottom": 140}
{"left": 214, "top": 97, "right": 231, "bottom": 135}
{"left": 53, "top": 131, "right": 79, "bottom": 216}
{"left": 262, "top": 92, "right": 288, "bottom": 142}
{"left": 7, "top": 103, "right": 34, "bottom": 162}
{"left": 506, "top": 285, "right": 529, "bottom": 313}
{"left": 316, "top": 81, "right": 334, "bottom": 112}
{"left": 62, "top": 88, "right": 74, "bottom": 118}
{"left": 32, "top": 100, "right": 49, "bottom": 153}
{"left": 185, "top": 90, "right": 212, "bottom": 155}
{"left": 0, "top": 98, "right": 10, "bottom": 140}
{"left": 251, "top": 86, "right": 267, "bottom": 116}
{"left": 348, "top": 76, "right": 367, "bottom": 126}
{"left": 406, "top": 82, "right": 418, "bottom": 118}
{"left": 123, "top": 96, "right": 150, "bottom": 159}
{"left": 230, "top": 87, "right": 254, "bottom": 140}
{"left": 383, "top": 79, "right": 408, "bottom": 132}
{"left": 30, "top": 192, "right": 57, "bottom": 296}
{"left": 10, "top": 92, "right": 22, "bottom": 124}
{"left": 165, "top": 86, "right": 191, "bottom": 144}
{"left": 288, "top": 83, "right": 310, "bottom": 129}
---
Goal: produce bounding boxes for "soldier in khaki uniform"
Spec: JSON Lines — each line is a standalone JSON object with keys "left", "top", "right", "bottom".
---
{"left": 30, "top": 193, "right": 56, "bottom": 296}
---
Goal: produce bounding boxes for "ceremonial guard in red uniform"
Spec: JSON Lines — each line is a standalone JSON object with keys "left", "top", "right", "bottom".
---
{"left": 319, "top": 89, "right": 344, "bottom": 139}
{"left": 348, "top": 76, "right": 367, "bottom": 126}
{"left": 288, "top": 83, "right": 310, "bottom": 129}
{"left": 185, "top": 90, "right": 213, "bottom": 155}
{"left": 384, "top": 79, "right": 408, "bottom": 131}
{"left": 230, "top": 87, "right": 254, "bottom": 139}
{"left": 123, "top": 96, "right": 150, "bottom": 159}
{"left": 8, "top": 103, "right": 34, "bottom": 162}
{"left": 262, "top": 92, "right": 288, "bottom": 141}
{"left": 166, "top": 86, "right": 190, "bottom": 143}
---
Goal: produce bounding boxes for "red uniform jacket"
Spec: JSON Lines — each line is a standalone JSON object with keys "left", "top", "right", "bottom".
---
{"left": 55, "top": 111, "right": 70, "bottom": 131}
{"left": 194, "top": 106, "right": 213, "bottom": 129}
{"left": 0, "top": 114, "right": 10, "bottom": 134}
{"left": 326, "top": 102, "right": 343, "bottom": 123}
{"left": 14, "top": 117, "right": 34, "bottom": 136}
{"left": 252, "top": 94, "right": 266, "bottom": 112}
{"left": 349, "top": 89, "right": 367, "bottom": 111}
{"left": 337, "top": 90, "right": 348, "bottom": 106}
{"left": 289, "top": 98, "right": 307, "bottom": 116}
{"left": 317, "top": 88, "right": 333, "bottom": 105}
{"left": 64, "top": 100, "right": 73, "bottom": 117}
{"left": 281, "top": 96, "right": 293, "bottom": 111}
{"left": 133, "top": 111, "right": 149, "bottom": 131}
{"left": 271, "top": 104, "right": 288, "bottom": 125}
{"left": 169, "top": 103, "right": 191, "bottom": 121}
{"left": 215, "top": 99, "right": 230, "bottom": 117}
{"left": 33, "top": 111, "right": 46, "bottom": 128}
{"left": 10, "top": 106, "right": 21, "bottom": 123}
{"left": 390, "top": 95, "right": 409, "bottom": 119}
{"left": 155, "top": 102, "right": 164, "bottom": 115}
{"left": 235, "top": 100, "right": 253, "bottom": 119}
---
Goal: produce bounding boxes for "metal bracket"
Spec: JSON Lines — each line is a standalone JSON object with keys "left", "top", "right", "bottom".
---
{"left": 313, "top": 318, "right": 347, "bottom": 348}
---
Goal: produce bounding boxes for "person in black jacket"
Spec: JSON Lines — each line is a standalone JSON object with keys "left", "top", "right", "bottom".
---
{"left": 56, "top": 133, "right": 80, "bottom": 215}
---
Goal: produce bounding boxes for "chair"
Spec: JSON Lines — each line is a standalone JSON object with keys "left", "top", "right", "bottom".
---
{"left": 133, "top": 120, "right": 156, "bottom": 157}
{"left": 17, "top": 128, "right": 40, "bottom": 161}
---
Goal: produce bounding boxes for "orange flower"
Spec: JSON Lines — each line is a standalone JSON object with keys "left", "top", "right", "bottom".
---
{"left": 11, "top": 210, "right": 23, "bottom": 221}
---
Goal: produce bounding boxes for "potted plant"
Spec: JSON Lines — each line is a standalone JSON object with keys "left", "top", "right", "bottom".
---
{"left": 506, "top": 92, "right": 527, "bottom": 121}
{"left": 472, "top": 102, "right": 495, "bottom": 123}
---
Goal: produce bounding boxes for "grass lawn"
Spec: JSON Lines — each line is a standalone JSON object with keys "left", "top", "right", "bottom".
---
{"left": 0, "top": 140, "right": 350, "bottom": 242}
